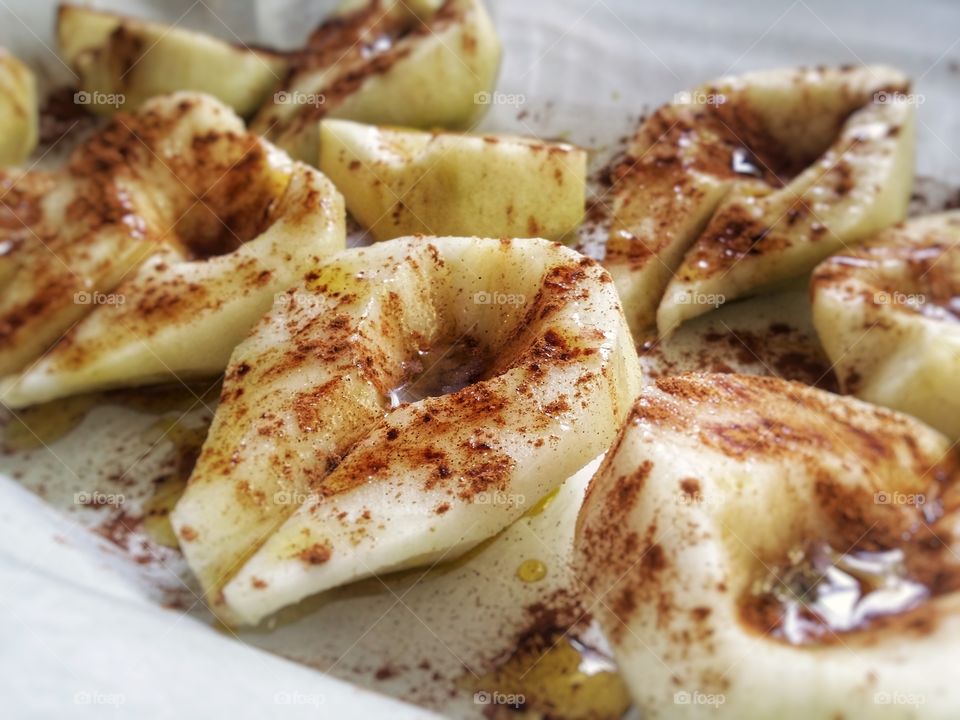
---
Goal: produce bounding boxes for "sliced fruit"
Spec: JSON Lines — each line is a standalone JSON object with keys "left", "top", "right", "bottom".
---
{"left": 0, "top": 92, "right": 345, "bottom": 402}
{"left": 603, "top": 66, "right": 914, "bottom": 337}
{"left": 319, "top": 119, "right": 586, "bottom": 241}
{"left": 252, "top": 0, "right": 502, "bottom": 162}
{"left": 576, "top": 373, "right": 960, "bottom": 719}
{"left": 811, "top": 212, "right": 960, "bottom": 439}
{"left": 57, "top": 4, "right": 287, "bottom": 116}
{"left": 0, "top": 48, "right": 38, "bottom": 166}
{"left": 171, "top": 236, "right": 641, "bottom": 625}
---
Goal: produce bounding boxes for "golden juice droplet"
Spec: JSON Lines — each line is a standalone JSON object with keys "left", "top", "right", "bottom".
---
{"left": 466, "top": 637, "right": 632, "bottom": 719}
{"left": 516, "top": 558, "right": 548, "bottom": 583}
{"left": 142, "top": 475, "right": 188, "bottom": 548}
{"left": 523, "top": 487, "right": 560, "bottom": 518}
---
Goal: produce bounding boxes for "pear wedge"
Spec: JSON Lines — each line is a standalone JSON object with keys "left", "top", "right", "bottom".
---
{"left": 0, "top": 92, "right": 346, "bottom": 405}
{"left": 0, "top": 49, "right": 37, "bottom": 166}
{"left": 811, "top": 212, "right": 960, "bottom": 439}
{"left": 604, "top": 66, "right": 914, "bottom": 337}
{"left": 171, "top": 236, "right": 641, "bottom": 625}
{"left": 576, "top": 373, "right": 960, "bottom": 720}
{"left": 252, "top": 0, "right": 501, "bottom": 162}
{"left": 57, "top": 4, "right": 287, "bottom": 116}
{"left": 318, "top": 119, "right": 586, "bottom": 241}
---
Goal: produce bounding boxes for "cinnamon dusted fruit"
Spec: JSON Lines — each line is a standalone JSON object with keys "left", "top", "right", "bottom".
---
{"left": 57, "top": 4, "right": 286, "bottom": 116}
{"left": 604, "top": 66, "right": 914, "bottom": 337}
{"left": 0, "top": 92, "right": 345, "bottom": 405}
{"left": 575, "top": 373, "right": 960, "bottom": 719}
{"left": 172, "top": 236, "right": 640, "bottom": 626}
{"left": 252, "top": 0, "right": 502, "bottom": 162}
{"left": 812, "top": 212, "right": 960, "bottom": 439}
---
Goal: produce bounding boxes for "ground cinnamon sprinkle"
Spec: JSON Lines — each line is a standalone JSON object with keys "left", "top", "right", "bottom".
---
{"left": 298, "top": 542, "right": 333, "bottom": 565}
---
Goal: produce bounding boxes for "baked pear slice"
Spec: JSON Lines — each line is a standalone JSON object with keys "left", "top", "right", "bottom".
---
{"left": 0, "top": 92, "right": 345, "bottom": 405}
{"left": 0, "top": 49, "right": 37, "bottom": 166}
{"left": 319, "top": 119, "right": 587, "bottom": 241}
{"left": 603, "top": 66, "right": 914, "bottom": 337}
{"left": 811, "top": 212, "right": 960, "bottom": 439}
{"left": 653, "top": 66, "right": 915, "bottom": 336}
{"left": 576, "top": 373, "right": 960, "bottom": 719}
{"left": 252, "top": 0, "right": 501, "bottom": 162}
{"left": 57, "top": 4, "right": 287, "bottom": 116}
{"left": 171, "top": 236, "right": 641, "bottom": 625}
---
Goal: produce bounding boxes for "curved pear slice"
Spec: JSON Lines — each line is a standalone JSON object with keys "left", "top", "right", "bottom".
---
{"left": 171, "top": 236, "right": 641, "bottom": 625}
{"left": 1, "top": 164, "right": 344, "bottom": 406}
{"left": 604, "top": 102, "right": 742, "bottom": 336}
{"left": 0, "top": 49, "right": 37, "bottom": 166}
{"left": 576, "top": 373, "right": 960, "bottom": 719}
{"left": 603, "top": 66, "right": 913, "bottom": 337}
{"left": 57, "top": 4, "right": 287, "bottom": 116}
{"left": 0, "top": 91, "right": 253, "bottom": 378}
{"left": 0, "top": 92, "right": 346, "bottom": 402}
{"left": 319, "top": 119, "right": 586, "bottom": 241}
{"left": 252, "top": 0, "right": 501, "bottom": 162}
{"left": 653, "top": 66, "right": 915, "bottom": 336}
{"left": 811, "top": 212, "right": 960, "bottom": 439}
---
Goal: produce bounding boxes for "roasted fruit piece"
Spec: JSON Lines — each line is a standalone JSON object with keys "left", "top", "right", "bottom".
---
{"left": 57, "top": 4, "right": 287, "bottom": 116}
{"left": 812, "top": 212, "right": 960, "bottom": 439}
{"left": 604, "top": 66, "right": 914, "bottom": 336}
{"left": 172, "top": 236, "right": 641, "bottom": 625}
{"left": 576, "top": 373, "right": 960, "bottom": 719}
{"left": 252, "top": 0, "right": 501, "bottom": 162}
{"left": 0, "top": 93, "right": 345, "bottom": 405}
{"left": 0, "top": 48, "right": 38, "bottom": 165}
{"left": 319, "top": 119, "right": 586, "bottom": 241}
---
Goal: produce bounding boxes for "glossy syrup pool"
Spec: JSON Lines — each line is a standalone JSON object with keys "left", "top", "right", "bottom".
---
{"left": 388, "top": 335, "right": 490, "bottom": 406}
{"left": 743, "top": 541, "right": 930, "bottom": 644}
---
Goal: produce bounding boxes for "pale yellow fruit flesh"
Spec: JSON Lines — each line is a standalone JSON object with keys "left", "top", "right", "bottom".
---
{"left": 252, "top": 0, "right": 502, "bottom": 162}
{"left": 172, "top": 236, "right": 641, "bottom": 625}
{"left": 57, "top": 4, "right": 287, "bottom": 116}
{"left": 602, "top": 65, "right": 915, "bottom": 338}
{"left": 0, "top": 93, "right": 346, "bottom": 404}
{"left": 811, "top": 211, "right": 960, "bottom": 440}
{"left": 319, "top": 119, "right": 587, "bottom": 241}
{"left": 576, "top": 373, "right": 960, "bottom": 720}
{"left": 0, "top": 49, "right": 37, "bottom": 166}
